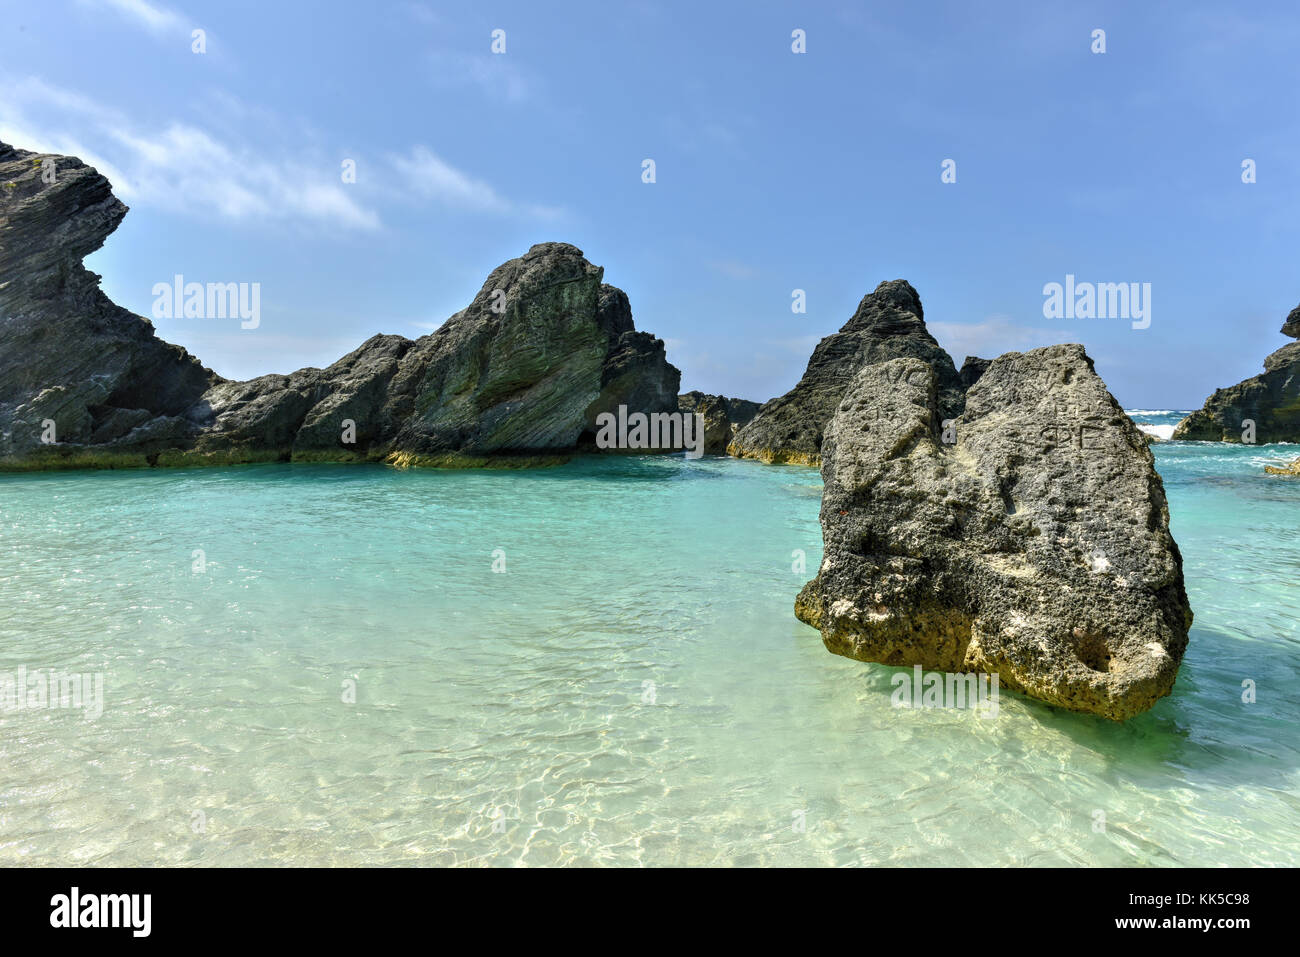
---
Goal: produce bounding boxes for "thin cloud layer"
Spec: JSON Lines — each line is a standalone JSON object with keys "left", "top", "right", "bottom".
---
{"left": 1, "top": 75, "right": 562, "bottom": 233}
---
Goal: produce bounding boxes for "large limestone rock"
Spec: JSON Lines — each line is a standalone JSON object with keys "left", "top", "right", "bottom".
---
{"left": 729, "top": 280, "right": 963, "bottom": 466}
{"left": 0, "top": 143, "right": 219, "bottom": 462}
{"left": 677, "top": 391, "right": 760, "bottom": 455}
{"left": 796, "top": 345, "right": 1193, "bottom": 721}
{"left": 1174, "top": 301, "right": 1300, "bottom": 442}
{"left": 0, "top": 141, "right": 680, "bottom": 469}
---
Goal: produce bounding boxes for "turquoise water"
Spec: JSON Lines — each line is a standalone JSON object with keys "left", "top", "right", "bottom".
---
{"left": 1, "top": 414, "right": 1298, "bottom": 866}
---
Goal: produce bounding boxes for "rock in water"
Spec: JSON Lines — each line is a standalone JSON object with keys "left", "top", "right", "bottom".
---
{"left": 1174, "top": 300, "right": 1300, "bottom": 442}
{"left": 677, "top": 391, "right": 760, "bottom": 455}
{"left": 0, "top": 141, "right": 680, "bottom": 469}
{"left": 1264, "top": 456, "right": 1300, "bottom": 475}
{"left": 729, "top": 280, "right": 963, "bottom": 466}
{"left": 796, "top": 345, "right": 1193, "bottom": 721}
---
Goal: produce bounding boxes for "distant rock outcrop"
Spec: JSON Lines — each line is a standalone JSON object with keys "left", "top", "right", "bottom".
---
{"left": 959, "top": 356, "right": 991, "bottom": 390}
{"left": 677, "top": 391, "right": 760, "bottom": 455}
{"left": 0, "top": 141, "right": 680, "bottom": 469}
{"left": 1174, "top": 301, "right": 1300, "bottom": 442}
{"left": 728, "top": 280, "right": 963, "bottom": 465}
{"left": 795, "top": 345, "right": 1193, "bottom": 721}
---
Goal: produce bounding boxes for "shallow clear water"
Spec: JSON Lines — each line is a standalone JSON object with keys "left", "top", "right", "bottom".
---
{"left": 1, "top": 414, "right": 1297, "bottom": 866}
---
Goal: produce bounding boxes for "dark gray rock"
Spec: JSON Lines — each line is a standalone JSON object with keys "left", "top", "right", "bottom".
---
{"left": 795, "top": 344, "right": 1192, "bottom": 721}
{"left": 0, "top": 142, "right": 219, "bottom": 462}
{"left": 729, "top": 280, "right": 963, "bottom": 465}
{"left": 959, "top": 355, "right": 991, "bottom": 390}
{"left": 0, "top": 141, "right": 681, "bottom": 469}
{"left": 677, "top": 391, "right": 761, "bottom": 455}
{"left": 1174, "top": 303, "right": 1300, "bottom": 442}
{"left": 582, "top": 285, "right": 681, "bottom": 444}
{"left": 1281, "top": 304, "right": 1300, "bottom": 340}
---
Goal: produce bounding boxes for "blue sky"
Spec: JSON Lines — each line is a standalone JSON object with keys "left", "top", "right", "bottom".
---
{"left": 3, "top": 0, "right": 1298, "bottom": 408}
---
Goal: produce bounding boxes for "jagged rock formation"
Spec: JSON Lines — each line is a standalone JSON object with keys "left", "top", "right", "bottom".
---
{"left": 728, "top": 280, "right": 963, "bottom": 466}
{"left": 1174, "top": 301, "right": 1300, "bottom": 442}
{"left": 0, "top": 141, "right": 680, "bottom": 469}
{"left": 959, "top": 356, "right": 991, "bottom": 390}
{"left": 0, "top": 144, "right": 219, "bottom": 464}
{"left": 677, "top": 391, "right": 760, "bottom": 455}
{"left": 795, "top": 345, "right": 1192, "bottom": 721}
{"left": 580, "top": 285, "right": 681, "bottom": 446}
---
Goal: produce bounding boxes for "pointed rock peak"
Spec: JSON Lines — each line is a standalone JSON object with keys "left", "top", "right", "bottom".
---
{"left": 524, "top": 241, "right": 585, "bottom": 259}
{"left": 468, "top": 242, "right": 603, "bottom": 316}
{"left": 0, "top": 142, "right": 127, "bottom": 303}
{"left": 870, "top": 278, "right": 923, "bottom": 312}
{"left": 1281, "top": 302, "right": 1300, "bottom": 339}
{"left": 959, "top": 355, "right": 992, "bottom": 389}
{"left": 844, "top": 279, "right": 926, "bottom": 333}
{"left": 596, "top": 283, "right": 634, "bottom": 337}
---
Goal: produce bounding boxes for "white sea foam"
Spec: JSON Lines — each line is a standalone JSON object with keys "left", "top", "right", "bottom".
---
{"left": 1138, "top": 424, "right": 1177, "bottom": 440}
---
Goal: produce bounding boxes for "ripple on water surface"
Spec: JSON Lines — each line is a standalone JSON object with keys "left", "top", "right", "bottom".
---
{"left": 0, "top": 445, "right": 1297, "bottom": 865}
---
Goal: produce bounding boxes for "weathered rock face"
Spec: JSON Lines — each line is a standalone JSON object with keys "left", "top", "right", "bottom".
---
{"left": 581, "top": 284, "right": 681, "bottom": 443}
{"left": 0, "top": 143, "right": 219, "bottom": 461}
{"left": 0, "top": 141, "right": 680, "bottom": 469}
{"left": 1174, "top": 302, "right": 1300, "bottom": 442}
{"left": 796, "top": 345, "right": 1192, "bottom": 721}
{"left": 959, "top": 356, "right": 991, "bottom": 390}
{"left": 1281, "top": 304, "right": 1300, "bottom": 340}
{"left": 677, "top": 391, "right": 760, "bottom": 455}
{"left": 729, "top": 280, "right": 963, "bottom": 466}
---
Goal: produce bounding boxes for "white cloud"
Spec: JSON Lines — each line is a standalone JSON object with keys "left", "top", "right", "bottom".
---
{"left": 389, "top": 146, "right": 509, "bottom": 212}
{"left": 928, "top": 315, "right": 1077, "bottom": 365}
{"left": 427, "top": 52, "right": 533, "bottom": 103}
{"left": 80, "top": 0, "right": 185, "bottom": 35}
{"left": 708, "top": 259, "right": 759, "bottom": 280}
{"left": 399, "top": 2, "right": 441, "bottom": 27}
{"left": 765, "top": 334, "right": 825, "bottom": 355}
{"left": 387, "top": 146, "right": 565, "bottom": 220}
{"left": 2, "top": 77, "right": 556, "bottom": 232}
{"left": 0, "top": 77, "right": 380, "bottom": 232}
{"left": 104, "top": 123, "right": 380, "bottom": 230}
{"left": 0, "top": 120, "right": 134, "bottom": 198}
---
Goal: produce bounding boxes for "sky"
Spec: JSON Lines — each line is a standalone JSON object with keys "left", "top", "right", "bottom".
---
{"left": 3, "top": 0, "right": 1299, "bottom": 409}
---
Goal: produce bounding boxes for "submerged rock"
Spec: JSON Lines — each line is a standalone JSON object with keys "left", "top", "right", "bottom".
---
{"left": 677, "top": 391, "right": 760, "bottom": 455}
{"left": 1174, "top": 300, "right": 1300, "bottom": 442}
{"left": 795, "top": 344, "right": 1193, "bottom": 721}
{"left": 1264, "top": 456, "right": 1300, "bottom": 475}
{"left": 0, "top": 141, "right": 680, "bottom": 469}
{"left": 729, "top": 280, "right": 963, "bottom": 466}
